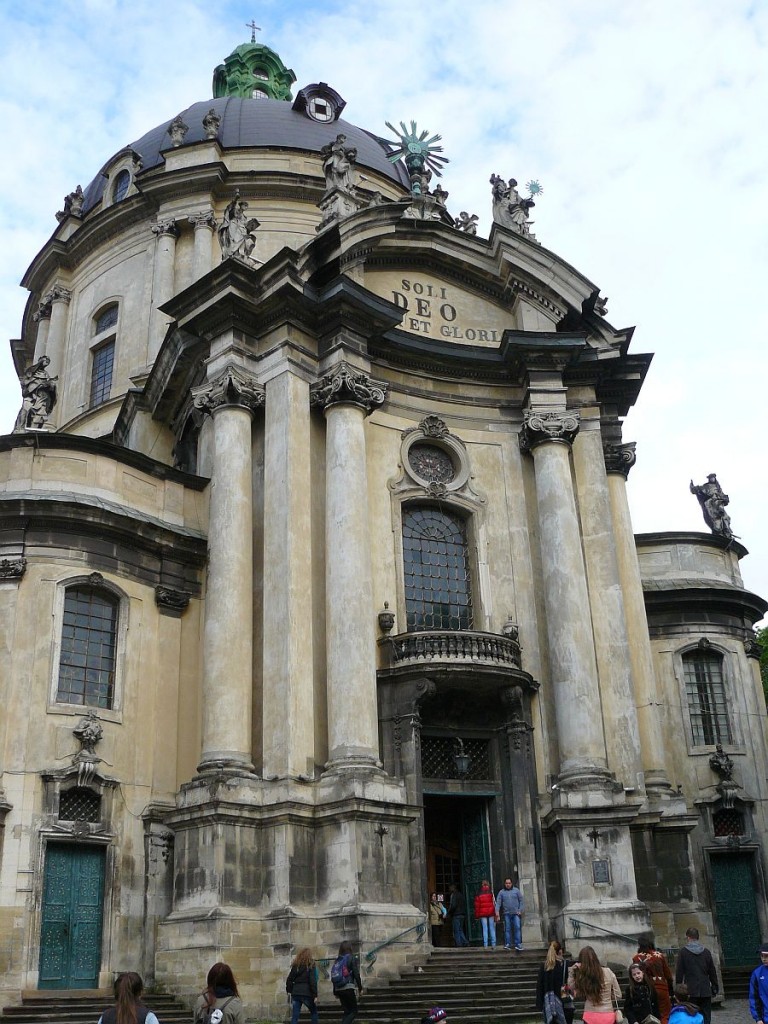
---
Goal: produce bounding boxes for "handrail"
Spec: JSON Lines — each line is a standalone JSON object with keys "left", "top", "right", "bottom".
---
{"left": 570, "top": 919, "right": 678, "bottom": 961}
{"left": 316, "top": 921, "right": 427, "bottom": 978}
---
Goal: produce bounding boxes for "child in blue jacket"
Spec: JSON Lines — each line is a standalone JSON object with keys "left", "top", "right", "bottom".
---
{"left": 749, "top": 944, "right": 768, "bottom": 1024}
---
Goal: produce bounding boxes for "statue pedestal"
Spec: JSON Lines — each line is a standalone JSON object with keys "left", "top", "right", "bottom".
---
{"left": 316, "top": 187, "right": 365, "bottom": 232}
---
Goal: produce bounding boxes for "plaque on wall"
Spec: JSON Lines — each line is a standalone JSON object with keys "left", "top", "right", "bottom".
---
{"left": 592, "top": 860, "right": 610, "bottom": 884}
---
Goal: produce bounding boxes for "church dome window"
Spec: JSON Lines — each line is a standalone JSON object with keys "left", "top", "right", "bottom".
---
{"left": 111, "top": 169, "right": 130, "bottom": 203}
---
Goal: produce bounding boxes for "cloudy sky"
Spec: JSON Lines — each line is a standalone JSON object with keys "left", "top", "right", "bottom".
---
{"left": 0, "top": 0, "right": 766, "bottom": 619}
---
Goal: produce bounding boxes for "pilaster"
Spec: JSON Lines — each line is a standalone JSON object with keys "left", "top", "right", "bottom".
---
{"left": 149, "top": 217, "right": 179, "bottom": 361}
{"left": 189, "top": 210, "right": 216, "bottom": 279}
{"left": 42, "top": 285, "right": 71, "bottom": 426}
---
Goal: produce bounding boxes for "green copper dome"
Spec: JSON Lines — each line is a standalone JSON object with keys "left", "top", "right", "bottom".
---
{"left": 212, "top": 41, "right": 296, "bottom": 101}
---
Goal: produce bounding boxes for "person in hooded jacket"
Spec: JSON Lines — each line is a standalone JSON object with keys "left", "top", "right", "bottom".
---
{"left": 473, "top": 880, "right": 497, "bottom": 949}
{"left": 668, "top": 986, "right": 703, "bottom": 1024}
{"left": 193, "top": 963, "right": 245, "bottom": 1024}
{"left": 748, "top": 943, "right": 768, "bottom": 1024}
{"left": 674, "top": 929, "right": 718, "bottom": 1024}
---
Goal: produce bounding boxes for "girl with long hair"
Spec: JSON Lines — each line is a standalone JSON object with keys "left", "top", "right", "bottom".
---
{"left": 624, "top": 962, "right": 661, "bottom": 1024}
{"left": 568, "top": 946, "right": 622, "bottom": 1024}
{"left": 194, "top": 962, "right": 245, "bottom": 1023}
{"left": 97, "top": 973, "right": 158, "bottom": 1024}
{"left": 536, "top": 940, "right": 574, "bottom": 1024}
{"left": 633, "top": 936, "right": 674, "bottom": 1024}
{"left": 286, "top": 947, "right": 319, "bottom": 1024}
{"left": 331, "top": 940, "right": 363, "bottom": 1024}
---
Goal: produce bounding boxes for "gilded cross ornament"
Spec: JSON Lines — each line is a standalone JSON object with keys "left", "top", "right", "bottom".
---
{"left": 385, "top": 120, "right": 449, "bottom": 195}
{"left": 192, "top": 365, "right": 265, "bottom": 416}
{"left": 310, "top": 364, "right": 388, "bottom": 414}
{"left": 246, "top": 19, "right": 261, "bottom": 42}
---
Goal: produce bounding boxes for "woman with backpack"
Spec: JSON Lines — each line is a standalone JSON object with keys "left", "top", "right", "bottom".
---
{"left": 97, "top": 972, "right": 159, "bottom": 1024}
{"left": 193, "top": 963, "right": 245, "bottom": 1023}
{"left": 286, "top": 948, "right": 319, "bottom": 1024}
{"left": 536, "top": 941, "right": 575, "bottom": 1024}
{"left": 331, "top": 941, "right": 363, "bottom": 1024}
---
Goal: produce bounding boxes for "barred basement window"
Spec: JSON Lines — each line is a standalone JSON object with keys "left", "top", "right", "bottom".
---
{"left": 683, "top": 649, "right": 731, "bottom": 746}
{"left": 713, "top": 808, "right": 745, "bottom": 837}
{"left": 421, "top": 736, "right": 491, "bottom": 780}
{"left": 57, "top": 585, "right": 119, "bottom": 708}
{"left": 59, "top": 787, "right": 101, "bottom": 823}
{"left": 403, "top": 507, "right": 473, "bottom": 632}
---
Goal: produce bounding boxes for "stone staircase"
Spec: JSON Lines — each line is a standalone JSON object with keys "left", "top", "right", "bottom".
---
{"left": 721, "top": 965, "right": 754, "bottom": 1000}
{"left": 0, "top": 990, "right": 189, "bottom": 1024}
{"left": 338, "top": 947, "right": 548, "bottom": 1024}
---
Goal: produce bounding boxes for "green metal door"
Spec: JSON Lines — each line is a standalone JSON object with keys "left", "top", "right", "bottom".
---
{"left": 39, "top": 844, "right": 105, "bottom": 989}
{"left": 711, "top": 854, "right": 761, "bottom": 966}
{"left": 461, "top": 800, "right": 491, "bottom": 944}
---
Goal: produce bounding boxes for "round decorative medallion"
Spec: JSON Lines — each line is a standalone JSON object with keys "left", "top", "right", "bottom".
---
{"left": 408, "top": 443, "right": 455, "bottom": 484}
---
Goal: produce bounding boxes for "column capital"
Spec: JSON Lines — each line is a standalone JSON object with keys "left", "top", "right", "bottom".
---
{"left": 33, "top": 299, "right": 52, "bottom": 322}
{"left": 152, "top": 217, "right": 180, "bottom": 238}
{"left": 519, "top": 409, "right": 579, "bottom": 452}
{"left": 310, "top": 362, "right": 387, "bottom": 415}
{"left": 189, "top": 209, "right": 216, "bottom": 231}
{"left": 192, "top": 364, "right": 265, "bottom": 417}
{"left": 43, "top": 284, "right": 72, "bottom": 306}
{"left": 603, "top": 441, "right": 637, "bottom": 478}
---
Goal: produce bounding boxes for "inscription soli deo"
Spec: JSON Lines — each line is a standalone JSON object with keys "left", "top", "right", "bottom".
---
{"left": 391, "top": 278, "right": 502, "bottom": 343}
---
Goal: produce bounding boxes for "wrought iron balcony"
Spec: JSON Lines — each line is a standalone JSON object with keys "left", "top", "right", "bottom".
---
{"left": 378, "top": 629, "right": 521, "bottom": 669}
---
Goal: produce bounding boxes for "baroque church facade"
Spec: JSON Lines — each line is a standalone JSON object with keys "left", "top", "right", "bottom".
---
{"left": 0, "top": 38, "right": 766, "bottom": 1017}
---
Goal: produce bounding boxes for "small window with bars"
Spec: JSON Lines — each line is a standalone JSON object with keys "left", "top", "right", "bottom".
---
{"left": 683, "top": 649, "right": 731, "bottom": 746}
{"left": 421, "top": 736, "right": 491, "bottom": 780}
{"left": 59, "top": 787, "right": 101, "bottom": 823}
{"left": 89, "top": 340, "right": 115, "bottom": 407}
{"left": 713, "top": 808, "right": 745, "bottom": 837}
{"left": 57, "top": 585, "right": 118, "bottom": 708}
{"left": 403, "top": 506, "right": 473, "bottom": 632}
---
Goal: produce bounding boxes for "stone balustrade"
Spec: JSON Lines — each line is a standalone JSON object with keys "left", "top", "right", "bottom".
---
{"left": 379, "top": 629, "right": 521, "bottom": 669}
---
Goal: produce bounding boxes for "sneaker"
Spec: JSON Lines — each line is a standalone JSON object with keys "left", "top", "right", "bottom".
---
{"left": 504, "top": 945, "right": 511, "bottom": 950}
{"left": 515, "top": 944, "right": 524, "bottom": 951}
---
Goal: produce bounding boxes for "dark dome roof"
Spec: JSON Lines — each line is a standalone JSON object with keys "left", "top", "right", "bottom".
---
{"left": 82, "top": 97, "right": 410, "bottom": 213}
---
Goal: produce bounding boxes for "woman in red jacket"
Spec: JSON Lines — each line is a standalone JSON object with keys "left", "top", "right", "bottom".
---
{"left": 473, "top": 879, "right": 498, "bottom": 949}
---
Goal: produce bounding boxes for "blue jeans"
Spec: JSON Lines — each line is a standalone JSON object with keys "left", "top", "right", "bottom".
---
{"left": 452, "top": 914, "right": 469, "bottom": 946}
{"left": 480, "top": 916, "right": 496, "bottom": 947}
{"left": 291, "top": 995, "right": 318, "bottom": 1024}
{"left": 502, "top": 912, "right": 522, "bottom": 947}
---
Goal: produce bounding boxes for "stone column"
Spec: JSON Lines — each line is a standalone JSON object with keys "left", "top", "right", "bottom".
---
{"left": 189, "top": 210, "right": 216, "bottom": 279}
{"left": 571, "top": 425, "right": 644, "bottom": 793}
{"left": 192, "top": 365, "right": 264, "bottom": 773}
{"left": 32, "top": 298, "right": 52, "bottom": 362}
{"left": 261, "top": 369, "right": 315, "bottom": 780}
{"left": 149, "top": 218, "right": 179, "bottom": 362}
{"left": 604, "top": 442, "right": 671, "bottom": 794}
{"left": 520, "top": 410, "right": 610, "bottom": 784}
{"left": 310, "top": 363, "right": 387, "bottom": 772}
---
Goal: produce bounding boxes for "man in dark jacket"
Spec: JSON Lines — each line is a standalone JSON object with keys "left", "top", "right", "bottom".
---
{"left": 675, "top": 927, "right": 719, "bottom": 1024}
{"left": 749, "top": 943, "right": 768, "bottom": 1024}
{"left": 447, "top": 884, "right": 469, "bottom": 947}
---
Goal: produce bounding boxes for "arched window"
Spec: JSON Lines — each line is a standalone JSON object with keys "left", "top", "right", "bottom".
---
{"left": 111, "top": 169, "right": 130, "bottom": 203}
{"left": 683, "top": 648, "right": 731, "bottom": 746}
{"left": 56, "top": 585, "right": 119, "bottom": 709}
{"left": 402, "top": 506, "right": 473, "bottom": 632}
{"left": 90, "top": 304, "right": 118, "bottom": 407}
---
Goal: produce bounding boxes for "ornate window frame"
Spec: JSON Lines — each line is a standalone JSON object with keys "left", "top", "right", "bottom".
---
{"left": 48, "top": 573, "right": 129, "bottom": 723}
{"left": 388, "top": 416, "right": 490, "bottom": 634}
{"left": 77, "top": 300, "right": 120, "bottom": 413}
{"left": 101, "top": 148, "right": 141, "bottom": 210}
{"left": 674, "top": 639, "right": 741, "bottom": 755}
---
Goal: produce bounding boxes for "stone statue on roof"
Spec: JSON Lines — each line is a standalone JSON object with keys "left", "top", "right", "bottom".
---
{"left": 320, "top": 134, "right": 358, "bottom": 193}
{"left": 13, "top": 355, "right": 58, "bottom": 432}
{"left": 490, "top": 174, "right": 537, "bottom": 237}
{"left": 218, "top": 191, "right": 260, "bottom": 261}
{"left": 690, "top": 474, "right": 734, "bottom": 540}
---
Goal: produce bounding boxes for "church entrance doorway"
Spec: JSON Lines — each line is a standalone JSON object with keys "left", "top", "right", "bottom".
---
{"left": 710, "top": 853, "right": 762, "bottom": 966}
{"left": 424, "top": 794, "right": 492, "bottom": 945}
{"left": 38, "top": 843, "right": 105, "bottom": 989}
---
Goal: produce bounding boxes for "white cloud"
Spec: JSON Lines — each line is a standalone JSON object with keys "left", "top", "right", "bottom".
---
{"left": 0, "top": 0, "right": 765, "bottom": 614}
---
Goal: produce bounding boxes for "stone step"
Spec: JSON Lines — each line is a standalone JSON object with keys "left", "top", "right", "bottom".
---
{"left": 0, "top": 993, "right": 189, "bottom": 1024}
